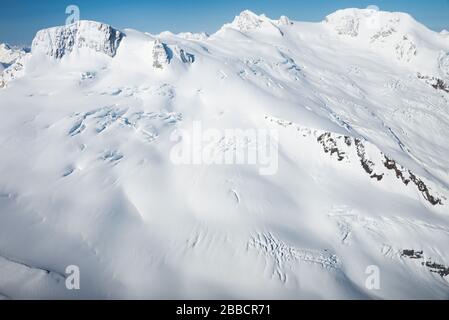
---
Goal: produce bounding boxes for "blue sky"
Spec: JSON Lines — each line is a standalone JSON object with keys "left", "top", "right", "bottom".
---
{"left": 1, "top": 0, "right": 448, "bottom": 45}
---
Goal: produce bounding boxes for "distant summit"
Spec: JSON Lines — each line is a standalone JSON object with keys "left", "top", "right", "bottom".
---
{"left": 0, "top": 43, "right": 26, "bottom": 66}
{"left": 217, "top": 10, "right": 292, "bottom": 36}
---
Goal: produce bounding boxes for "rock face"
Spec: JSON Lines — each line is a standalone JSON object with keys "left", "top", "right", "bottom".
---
{"left": 31, "top": 21, "right": 124, "bottom": 59}
{"left": 152, "top": 39, "right": 170, "bottom": 69}
{"left": 174, "top": 46, "right": 195, "bottom": 64}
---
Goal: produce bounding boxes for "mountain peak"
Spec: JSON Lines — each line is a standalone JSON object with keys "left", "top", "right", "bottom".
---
{"left": 0, "top": 43, "right": 26, "bottom": 65}
{"left": 230, "top": 10, "right": 270, "bottom": 32}
{"left": 219, "top": 10, "right": 291, "bottom": 35}
{"left": 0, "top": 43, "right": 11, "bottom": 51}
{"left": 324, "top": 7, "right": 427, "bottom": 39}
{"left": 31, "top": 20, "right": 125, "bottom": 59}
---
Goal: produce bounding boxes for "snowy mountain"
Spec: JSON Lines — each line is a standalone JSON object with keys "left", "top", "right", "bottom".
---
{"left": 0, "top": 9, "right": 449, "bottom": 299}
{"left": 31, "top": 20, "right": 125, "bottom": 59}
{"left": 0, "top": 43, "right": 26, "bottom": 67}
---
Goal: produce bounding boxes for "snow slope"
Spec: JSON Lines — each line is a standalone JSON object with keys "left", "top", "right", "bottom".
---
{"left": 0, "top": 9, "right": 449, "bottom": 299}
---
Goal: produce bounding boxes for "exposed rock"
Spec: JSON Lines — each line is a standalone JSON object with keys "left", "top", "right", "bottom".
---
{"left": 383, "top": 156, "right": 442, "bottom": 206}
{"left": 417, "top": 73, "right": 449, "bottom": 93}
{"left": 423, "top": 261, "right": 449, "bottom": 277}
{"left": 402, "top": 249, "right": 423, "bottom": 259}
{"left": 31, "top": 20, "right": 124, "bottom": 59}
{"left": 408, "top": 171, "right": 443, "bottom": 206}
{"left": 355, "top": 139, "right": 384, "bottom": 180}
{"left": 174, "top": 46, "right": 195, "bottom": 64}
{"left": 370, "top": 26, "right": 397, "bottom": 43}
{"left": 402, "top": 249, "right": 449, "bottom": 277}
{"left": 152, "top": 39, "right": 171, "bottom": 69}
{"left": 318, "top": 132, "right": 346, "bottom": 162}
{"left": 395, "top": 35, "right": 417, "bottom": 62}
{"left": 384, "top": 156, "right": 411, "bottom": 185}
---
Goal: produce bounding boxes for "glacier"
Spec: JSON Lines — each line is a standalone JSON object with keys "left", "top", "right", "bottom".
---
{"left": 0, "top": 8, "right": 449, "bottom": 299}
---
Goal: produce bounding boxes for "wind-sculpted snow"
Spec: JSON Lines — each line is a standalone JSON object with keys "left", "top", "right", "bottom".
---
{"left": 0, "top": 8, "right": 449, "bottom": 299}
{"left": 31, "top": 21, "right": 124, "bottom": 58}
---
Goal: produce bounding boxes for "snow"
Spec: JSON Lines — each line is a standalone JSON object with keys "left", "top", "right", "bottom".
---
{"left": 0, "top": 43, "right": 25, "bottom": 65}
{"left": 31, "top": 21, "right": 124, "bottom": 59}
{"left": 217, "top": 10, "right": 286, "bottom": 38}
{"left": 152, "top": 39, "right": 170, "bottom": 69}
{"left": 177, "top": 32, "right": 209, "bottom": 41}
{"left": 0, "top": 9, "right": 449, "bottom": 299}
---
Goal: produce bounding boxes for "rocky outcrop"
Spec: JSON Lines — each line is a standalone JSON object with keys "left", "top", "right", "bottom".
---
{"left": 31, "top": 21, "right": 124, "bottom": 59}
{"left": 395, "top": 35, "right": 417, "bottom": 62}
{"left": 152, "top": 39, "right": 170, "bottom": 69}
{"left": 402, "top": 249, "right": 449, "bottom": 277}
{"left": 267, "top": 116, "right": 445, "bottom": 206}
{"left": 417, "top": 73, "right": 449, "bottom": 93}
